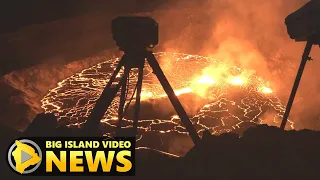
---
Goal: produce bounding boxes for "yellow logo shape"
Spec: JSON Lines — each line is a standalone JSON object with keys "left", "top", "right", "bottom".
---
{"left": 11, "top": 140, "right": 42, "bottom": 174}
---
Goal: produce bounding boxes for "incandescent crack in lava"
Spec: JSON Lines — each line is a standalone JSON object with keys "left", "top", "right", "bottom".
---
{"left": 41, "top": 52, "right": 294, "bottom": 155}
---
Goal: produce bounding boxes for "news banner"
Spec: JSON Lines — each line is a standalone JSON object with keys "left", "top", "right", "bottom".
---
{"left": 7, "top": 137, "right": 135, "bottom": 176}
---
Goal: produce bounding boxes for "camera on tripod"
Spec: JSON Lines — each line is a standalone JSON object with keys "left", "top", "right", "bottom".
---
{"left": 112, "top": 16, "right": 159, "bottom": 50}
{"left": 281, "top": 0, "right": 320, "bottom": 130}
{"left": 285, "top": 0, "right": 320, "bottom": 44}
{"left": 85, "top": 16, "right": 200, "bottom": 144}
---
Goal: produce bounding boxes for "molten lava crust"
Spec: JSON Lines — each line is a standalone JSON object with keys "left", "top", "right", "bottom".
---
{"left": 41, "top": 52, "right": 294, "bottom": 155}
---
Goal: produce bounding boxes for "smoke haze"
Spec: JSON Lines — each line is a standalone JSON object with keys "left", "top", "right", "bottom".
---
{"left": 153, "top": 0, "right": 320, "bottom": 129}
{"left": 2, "top": 0, "right": 320, "bottom": 130}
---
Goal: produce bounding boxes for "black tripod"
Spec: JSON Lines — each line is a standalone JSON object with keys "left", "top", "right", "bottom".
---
{"left": 83, "top": 48, "right": 200, "bottom": 145}
{"left": 280, "top": 41, "right": 314, "bottom": 130}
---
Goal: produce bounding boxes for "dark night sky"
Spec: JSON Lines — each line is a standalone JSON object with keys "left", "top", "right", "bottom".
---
{"left": 0, "top": 0, "right": 166, "bottom": 34}
{"left": 0, "top": 0, "right": 169, "bottom": 76}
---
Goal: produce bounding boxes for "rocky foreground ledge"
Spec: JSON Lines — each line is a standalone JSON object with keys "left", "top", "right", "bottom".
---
{"left": 1, "top": 114, "right": 319, "bottom": 180}
{"left": 136, "top": 125, "right": 320, "bottom": 179}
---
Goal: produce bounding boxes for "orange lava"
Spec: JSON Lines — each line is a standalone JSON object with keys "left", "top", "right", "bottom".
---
{"left": 41, "top": 52, "right": 294, "bottom": 140}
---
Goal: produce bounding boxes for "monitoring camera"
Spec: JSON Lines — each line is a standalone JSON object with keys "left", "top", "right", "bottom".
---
{"left": 285, "top": 0, "right": 320, "bottom": 44}
{"left": 111, "top": 16, "right": 159, "bottom": 50}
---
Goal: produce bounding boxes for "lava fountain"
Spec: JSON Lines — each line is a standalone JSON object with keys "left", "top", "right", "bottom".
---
{"left": 41, "top": 52, "right": 293, "bottom": 156}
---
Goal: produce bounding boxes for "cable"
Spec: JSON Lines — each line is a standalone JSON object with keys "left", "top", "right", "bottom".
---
{"left": 122, "top": 75, "right": 139, "bottom": 116}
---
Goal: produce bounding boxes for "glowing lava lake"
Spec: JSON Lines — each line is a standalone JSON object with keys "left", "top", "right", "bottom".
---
{"left": 41, "top": 52, "right": 293, "bottom": 156}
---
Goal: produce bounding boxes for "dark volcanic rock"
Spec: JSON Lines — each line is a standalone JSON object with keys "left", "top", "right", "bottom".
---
{"left": 2, "top": 116, "right": 320, "bottom": 180}
{"left": 181, "top": 125, "right": 320, "bottom": 179}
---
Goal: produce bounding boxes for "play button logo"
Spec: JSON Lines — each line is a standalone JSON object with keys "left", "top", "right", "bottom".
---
{"left": 7, "top": 139, "right": 42, "bottom": 174}
{"left": 21, "top": 150, "right": 33, "bottom": 163}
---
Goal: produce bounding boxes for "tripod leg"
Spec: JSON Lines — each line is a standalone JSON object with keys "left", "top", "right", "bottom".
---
{"left": 84, "top": 55, "right": 128, "bottom": 129}
{"left": 116, "top": 68, "right": 130, "bottom": 136}
{"left": 280, "top": 41, "right": 313, "bottom": 130}
{"left": 103, "top": 55, "right": 126, "bottom": 90}
{"left": 146, "top": 52, "right": 201, "bottom": 145}
{"left": 132, "top": 67, "right": 144, "bottom": 136}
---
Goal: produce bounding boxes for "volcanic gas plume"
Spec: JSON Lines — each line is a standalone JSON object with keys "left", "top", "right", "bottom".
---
{"left": 41, "top": 52, "right": 293, "bottom": 155}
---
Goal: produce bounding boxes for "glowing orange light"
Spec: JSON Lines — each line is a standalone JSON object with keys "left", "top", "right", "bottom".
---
{"left": 197, "top": 75, "right": 216, "bottom": 85}
{"left": 171, "top": 115, "right": 179, "bottom": 119}
{"left": 41, "top": 52, "right": 294, "bottom": 139}
{"left": 141, "top": 91, "right": 153, "bottom": 99}
{"left": 261, "top": 87, "right": 273, "bottom": 94}
{"left": 229, "top": 77, "right": 246, "bottom": 85}
{"left": 175, "top": 88, "right": 192, "bottom": 96}
{"left": 159, "top": 87, "right": 193, "bottom": 98}
{"left": 189, "top": 75, "right": 216, "bottom": 97}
